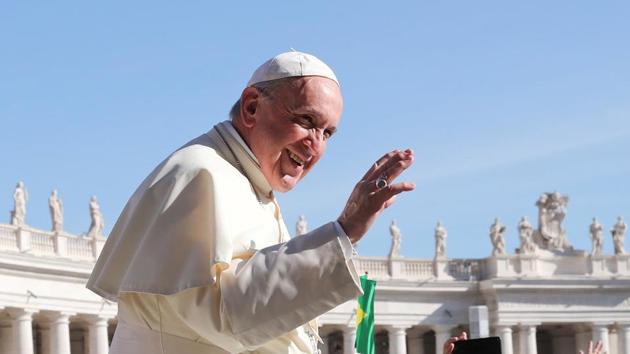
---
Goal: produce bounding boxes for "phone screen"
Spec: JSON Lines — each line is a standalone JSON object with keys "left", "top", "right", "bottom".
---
{"left": 452, "top": 336, "right": 502, "bottom": 354}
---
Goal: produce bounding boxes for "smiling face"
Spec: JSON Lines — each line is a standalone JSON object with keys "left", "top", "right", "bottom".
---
{"left": 235, "top": 76, "right": 343, "bottom": 192}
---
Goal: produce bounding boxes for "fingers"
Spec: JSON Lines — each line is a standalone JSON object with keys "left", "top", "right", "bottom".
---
{"left": 443, "top": 332, "right": 467, "bottom": 354}
{"left": 363, "top": 149, "right": 414, "bottom": 182}
{"left": 380, "top": 154, "right": 414, "bottom": 186}
{"left": 594, "top": 340, "right": 604, "bottom": 354}
{"left": 585, "top": 340, "right": 604, "bottom": 354}
{"left": 374, "top": 181, "right": 416, "bottom": 207}
{"left": 443, "top": 343, "right": 455, "bottom": 354}
{"left": 362, "top": 150, "right": 398, "bottom": 180}
{"left": 443, "top": 337, "right": 457, "bottom": 354}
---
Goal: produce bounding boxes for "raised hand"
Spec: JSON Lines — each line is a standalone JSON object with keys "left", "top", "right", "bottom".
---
{"left": 443, "top": 332, "right": 468, "bottom": 354}
{"left": 579, "top": 340, "right": 605, "bottom": 354}
{"left": 337, "top": 149, "right": 415, "bottom": 244}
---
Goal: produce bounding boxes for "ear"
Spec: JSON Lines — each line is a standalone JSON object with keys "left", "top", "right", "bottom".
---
{"left": 239, "top": 86, "right": 262, "bottom": 129}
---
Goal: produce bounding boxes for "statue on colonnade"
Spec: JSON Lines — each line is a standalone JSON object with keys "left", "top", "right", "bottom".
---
{"left": 612, "top": 216, "right": 627, "bottom": 255}
{"left": 534, "top": 192, "right": 572, "bottom": 252}
{"left": 435, "top": 221, "right": 447, "bottom": 259}
{"left": 589, "top": 217, "right": 604, "bottom": 256}
{"left": 518, "top": 216, "right": 537, "bottom": 255}
{"left": 87, "top": 196, "right": 105, "bottom": 237}
{"left": 295, "top": 215, "right": 308, "bottom": 236}
{"left": 489, "top": 217, "right": 506, "bottom": 256}
{"left": 49, "top": 189, "right": 64, "bottom": 233}
{"left": 11, "top": 181, "right": 28, "bottom": 227}
{"left": 388, "top": 220, "right": 401, "bottom": 258}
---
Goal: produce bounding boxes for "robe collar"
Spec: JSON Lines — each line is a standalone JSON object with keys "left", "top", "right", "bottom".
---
{"left": 210, "top": 121, "right": 274, "bottom": 200}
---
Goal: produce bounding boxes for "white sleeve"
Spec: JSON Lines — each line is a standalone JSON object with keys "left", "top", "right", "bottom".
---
{"left": 219, "top": 221, "right": 362, "bottom": 347}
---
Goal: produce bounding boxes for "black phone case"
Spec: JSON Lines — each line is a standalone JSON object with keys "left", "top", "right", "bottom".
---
{"left": 452, "top": 336, "right": 502, "bottom": 354}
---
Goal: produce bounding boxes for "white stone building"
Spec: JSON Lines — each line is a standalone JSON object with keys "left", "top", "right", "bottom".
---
{"left": 0, "top": 190, "right": 629, "bottom": 354}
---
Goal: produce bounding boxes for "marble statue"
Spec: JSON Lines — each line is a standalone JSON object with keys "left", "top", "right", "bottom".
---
{"left": 49, "top": 190, "right": 64, "bottom": 233}
{"left": 611, "top": 216, "right": 627, "bottom": 255}
{"left": 489, "top": 218, "right": 506, "bottom": 256}
{"left": 87, "top": 196, "right": 105, "bottom": 237}
{"left": 11, "top": 181, "right": 28, "bottom": 227}
{"left": 589, "top": 217, "right": 604, "bottom": 256}
{"left": 534, "top": 192, "right": 572, "bottom": 251}
{"left": 388, "top": 220, "right": 401, "bottom": 258}
{"left": 435, "top": 221, "right": 447, "bottom": 258}
{"left": 518, "top": 216, "right": 536, "bottom": 255}
{"left": 295, "top": 215, "right": 307, "bottom": 236}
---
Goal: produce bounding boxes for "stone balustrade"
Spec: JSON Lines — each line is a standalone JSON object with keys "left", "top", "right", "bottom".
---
{"left": 354, "top": 257, "right": 481, "bottom": 281}
{"left": 2, "top": 222, "right": 629, "bottom": 279}
{"left": 0, "top": 224, "right": 104, "bottom": 261}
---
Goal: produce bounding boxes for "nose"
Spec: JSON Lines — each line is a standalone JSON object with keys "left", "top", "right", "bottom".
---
{"left": 304, "top": 128, "right": 325, "bottom": 153}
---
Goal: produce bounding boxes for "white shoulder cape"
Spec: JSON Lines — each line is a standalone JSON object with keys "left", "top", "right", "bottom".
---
{"left": 87, "top": 121, "right": 288, "bottom": 300}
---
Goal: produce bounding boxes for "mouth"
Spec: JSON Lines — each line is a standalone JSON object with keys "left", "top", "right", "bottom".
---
{"left": 287, "top": 150, "right": 306, "bottom": 166}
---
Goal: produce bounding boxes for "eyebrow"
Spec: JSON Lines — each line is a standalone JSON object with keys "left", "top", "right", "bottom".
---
{"left": 280, "top": 101, "right": 339, "bottom": 134}
{"left": 303, "top": 112, "right": 338, "bottom": 135}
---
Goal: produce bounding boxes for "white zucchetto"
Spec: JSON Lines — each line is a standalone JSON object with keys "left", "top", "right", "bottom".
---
{"left": 247, "top": 51, "right": 339, "bottom": 87}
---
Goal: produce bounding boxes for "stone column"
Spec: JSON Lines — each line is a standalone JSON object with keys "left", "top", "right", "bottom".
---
{"left": 619, "top": 324, "right": 630, "bottom": 354}
{"left": 87, "top": 316, "right": 111, "bottom": 354}
{"left": 388, "top": 326, "right": 408, "bottom": 354}
{"left": 434, "top": 326, "right": 453, "bottom": 354}
{"left": 518, "top": 324, "right": 538, "bottom": 354}
{"left": 50, "top": 312, "right": 72, "bottom": 354}
{"left": 343, "top": 326, "right": 357, "bottom": 354}
{"left": 496, "top": 326, "right": 514, "bottom": 354}
{"left": 592, "top": 324, "right": 610, "bottom": 354}
{"left": 10, "top": 309, "right": 36, "bottom": 354}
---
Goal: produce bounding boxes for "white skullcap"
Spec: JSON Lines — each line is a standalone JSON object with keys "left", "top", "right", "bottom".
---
{"left": 247, "top": 51, "right": 339, "bottom": 87}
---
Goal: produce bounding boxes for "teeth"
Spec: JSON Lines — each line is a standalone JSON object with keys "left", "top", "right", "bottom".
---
{"left": 288, "top": 151, "right": 305, "bottom": 165}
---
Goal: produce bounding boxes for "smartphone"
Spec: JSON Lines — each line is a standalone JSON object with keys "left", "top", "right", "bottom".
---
{"left": 452, "top": 336, "right": 502, "bottom": 354}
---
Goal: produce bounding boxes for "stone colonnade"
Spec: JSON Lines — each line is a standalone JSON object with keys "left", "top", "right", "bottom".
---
{"left": 320, "top": 323, "right": 630, "bottom": 354}
{"left": 496, "top": 323, "right": 630, "bottom": 354}
{"left": 0, "top": 308, "right": 113, "bottom": 354}
{"left": 321, "top": 324, "right": 461, "bottom": 354}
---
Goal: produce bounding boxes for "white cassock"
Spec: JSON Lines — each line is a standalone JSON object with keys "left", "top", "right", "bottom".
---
{"left": 87, "top": 121, "right": 362, "bottom": 354}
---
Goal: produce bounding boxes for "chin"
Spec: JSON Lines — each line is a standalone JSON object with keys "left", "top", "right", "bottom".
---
{"left": 273, "top": 176, "right": 301, "bottom": 193}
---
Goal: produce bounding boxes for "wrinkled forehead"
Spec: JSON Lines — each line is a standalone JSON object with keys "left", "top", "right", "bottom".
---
{"left": 268, "top": 76, "right": 342, "bottom": 110}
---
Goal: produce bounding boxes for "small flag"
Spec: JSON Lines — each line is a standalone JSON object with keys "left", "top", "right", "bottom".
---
{"left": 354, "top": 274, "right": 376, "bottom": 354}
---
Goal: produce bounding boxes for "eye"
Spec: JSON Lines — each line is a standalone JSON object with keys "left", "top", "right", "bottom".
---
{"left": 294, "top": 115, "right": 314, "bottom": 128}
{"left": 323, "top": 129, "right": 333, "bottom": 140}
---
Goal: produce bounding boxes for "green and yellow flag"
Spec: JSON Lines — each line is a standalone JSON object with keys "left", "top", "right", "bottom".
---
{"left": 354, "top": 274, "right": 376, "bottom": 354}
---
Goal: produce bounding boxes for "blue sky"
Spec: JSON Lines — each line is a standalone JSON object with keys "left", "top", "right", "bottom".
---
{"left": 1, "top": 1, "right": 629, "bottom": 259}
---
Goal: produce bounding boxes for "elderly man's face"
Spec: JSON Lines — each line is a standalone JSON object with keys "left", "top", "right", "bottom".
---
{"left": 245, "top": 76, "right": 343, "bottom": 192}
